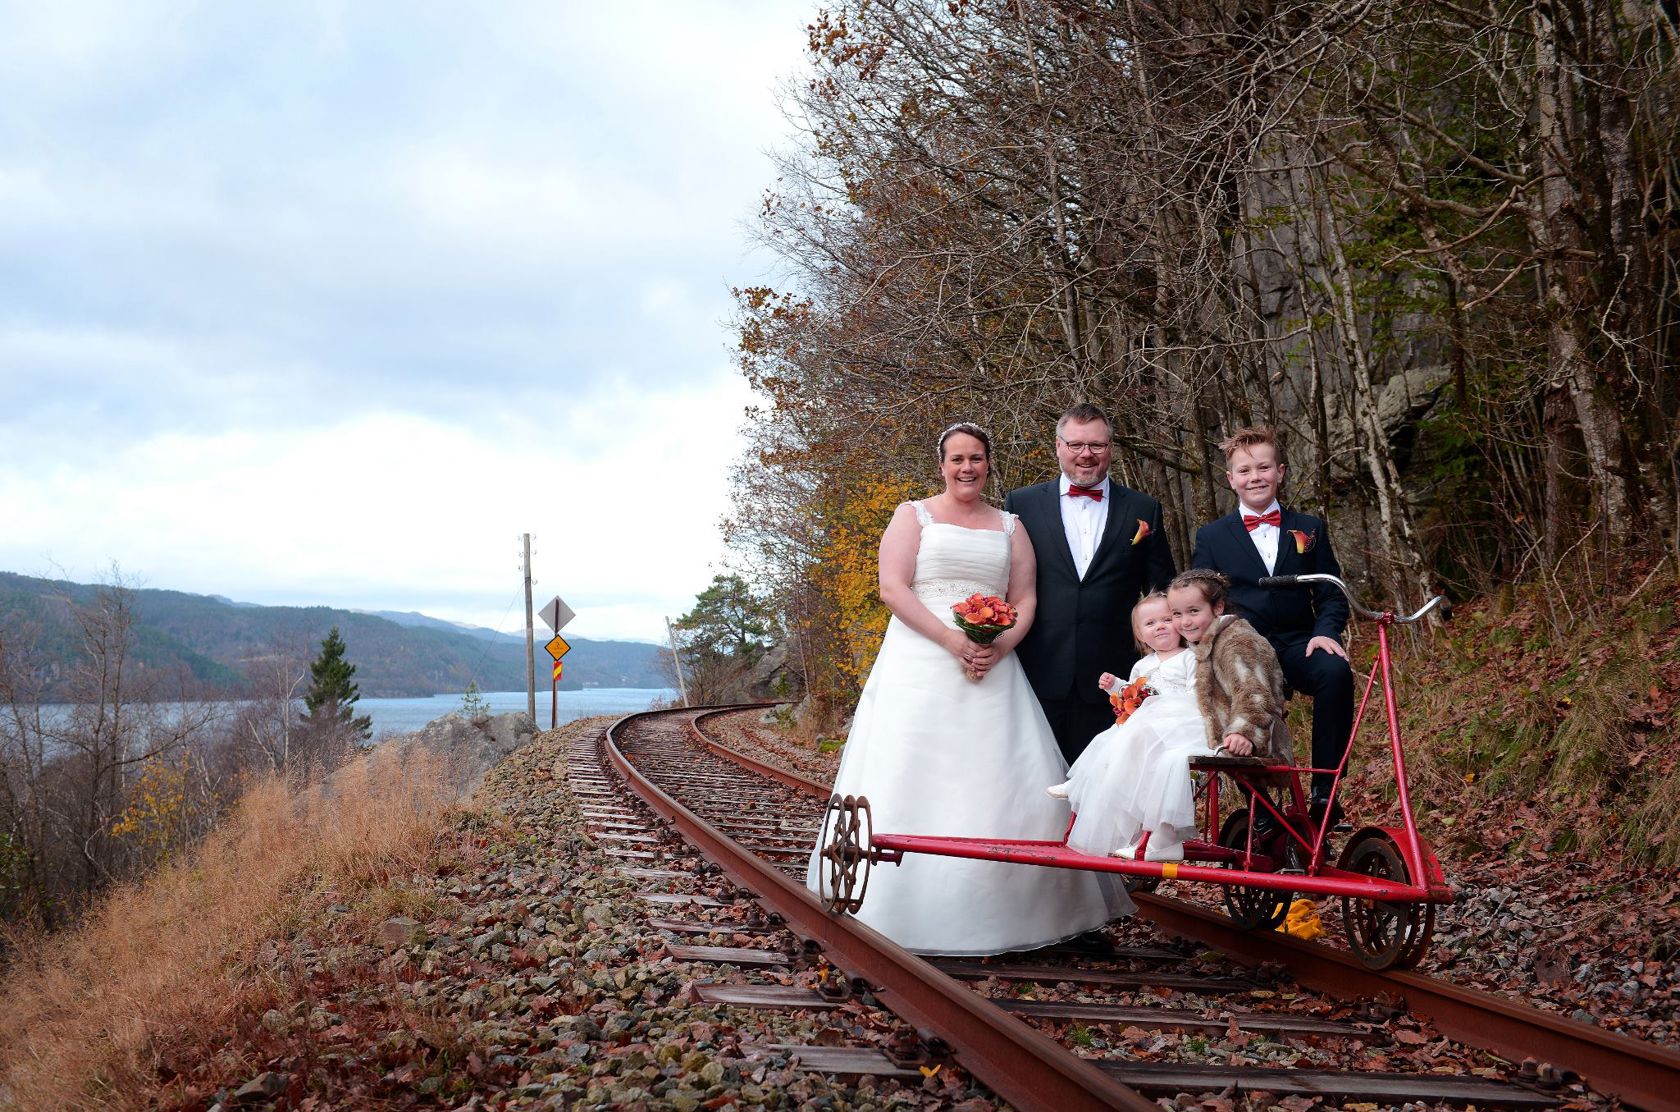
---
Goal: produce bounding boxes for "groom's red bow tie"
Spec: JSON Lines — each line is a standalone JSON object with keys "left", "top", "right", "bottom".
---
{"left": 1243, "top": 509, "right": 1282, "bottom": 531}
{"left": 1065, "top": 484, "right": 1104, "bottom": 502}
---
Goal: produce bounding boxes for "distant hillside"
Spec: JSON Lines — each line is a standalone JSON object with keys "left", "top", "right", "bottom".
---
{"left": 359, "top": 609, "right": 509, "bottom": 642}
{"left": 0, "top": 572, "right": 668, "bottom": 699}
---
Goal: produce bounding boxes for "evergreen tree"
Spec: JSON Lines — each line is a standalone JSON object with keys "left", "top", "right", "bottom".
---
{"left": 676, "top": 575, "right": 776, "bottom": 664}
{"left": 672, "top": 575, "right": 779, "bottom": 702}
{"left": 459, "top": 679, "right": 491, "bottom": 723}
{"left": 301, "top": 627, "right": 372, "bottom": 743}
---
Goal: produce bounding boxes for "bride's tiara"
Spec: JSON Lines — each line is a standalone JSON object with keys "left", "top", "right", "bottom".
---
{"left": 937, "top": 422, "right": 992, "bottom": 458}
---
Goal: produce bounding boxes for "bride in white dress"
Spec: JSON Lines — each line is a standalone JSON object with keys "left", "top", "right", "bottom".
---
{"left": 805, "top": 423, "right": 1130, "bottom": 955}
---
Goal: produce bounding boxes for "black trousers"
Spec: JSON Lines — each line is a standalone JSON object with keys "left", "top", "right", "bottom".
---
{"left": 1040, "top": 697, "right": 1118, "bottom": 766}
{"left": 1271, "top": 633, "right": 1355, "bottom": 796}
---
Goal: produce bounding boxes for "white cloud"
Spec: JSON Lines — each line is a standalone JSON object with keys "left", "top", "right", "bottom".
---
{"left": 0, "top": 0, "right": 806, "bottom": 642}
{"left": 0, "top": 368, "right": 755, "bottom": 641}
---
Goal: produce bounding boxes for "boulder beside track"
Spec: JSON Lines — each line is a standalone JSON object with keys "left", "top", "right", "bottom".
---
{"left": 381, "top": 710, "right": 539, "bottom": 797}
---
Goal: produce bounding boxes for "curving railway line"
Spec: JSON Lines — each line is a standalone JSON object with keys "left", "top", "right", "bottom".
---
{"left": 578, "top": 704, "right": 1680, "bottom": 1110}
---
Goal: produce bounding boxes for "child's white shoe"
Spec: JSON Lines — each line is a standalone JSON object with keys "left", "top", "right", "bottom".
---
{"left": 1046, "top": 781, "right": 1071, "bottom": 800}
{"left": 1143, "top": 839, "right": 1184, "bottom": 862}
{"left": 1110, "top": 837, "right": 1183, "bottom": 862}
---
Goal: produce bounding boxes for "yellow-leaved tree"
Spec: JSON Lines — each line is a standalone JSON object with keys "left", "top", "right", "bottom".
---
{"left": 810, "top": 475, "right": 925, "bottom": 687}
{"left": 109, "top": 750, "right": 204, "bottom": 867}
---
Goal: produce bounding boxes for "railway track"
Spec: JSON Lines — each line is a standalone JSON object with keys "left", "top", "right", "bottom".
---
{"left": 575, "top": 704, "right": 1680, "bottom": 1110}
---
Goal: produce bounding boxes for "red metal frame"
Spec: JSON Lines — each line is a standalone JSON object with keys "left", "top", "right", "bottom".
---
{"left": 866, "top": 594, "right": 1455, "bottom": 908}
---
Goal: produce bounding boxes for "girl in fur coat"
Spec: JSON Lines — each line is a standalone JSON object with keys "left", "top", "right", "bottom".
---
{"left": 1171, "top": 569, "right": 1291, "bottom": 763}
{"left": 1056, "top": 570, "right": 1288, "bottom": 862}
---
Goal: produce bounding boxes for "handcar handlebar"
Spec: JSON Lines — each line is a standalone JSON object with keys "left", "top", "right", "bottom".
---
{"left": 1257, "top": 573, "right": 1449, "bottom": 624}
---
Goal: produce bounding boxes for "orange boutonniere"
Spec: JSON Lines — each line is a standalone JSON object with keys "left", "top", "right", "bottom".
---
{"left": 1132, "top": 519, "right": 1152, "bottom": 545}
{"left": 1289, "top": 528, "right": 1315, "bottom": 555}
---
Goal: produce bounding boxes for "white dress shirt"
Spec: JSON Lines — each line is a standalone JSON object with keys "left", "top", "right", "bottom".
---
{"left": 1243, "top": 500, "right": 1282, "bottom": 573}
{"left": 1058, "top": 474, "right": 1110, "bottom": 579}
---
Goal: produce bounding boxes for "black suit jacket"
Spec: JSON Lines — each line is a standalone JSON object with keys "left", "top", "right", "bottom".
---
{"left": 1003, "top": 480, "right": 1176, "bottom": 705}
{"left": 1191, "top": 509, "right": 1349, "bottom": 642}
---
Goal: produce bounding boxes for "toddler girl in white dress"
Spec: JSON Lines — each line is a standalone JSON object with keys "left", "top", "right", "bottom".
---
{"left": 1047, "top": 592, "right": 1211, "bottom": 861}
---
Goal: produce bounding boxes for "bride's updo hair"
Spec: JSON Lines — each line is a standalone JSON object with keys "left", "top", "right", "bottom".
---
{"left": 937, "top": 421, "right": 992, "bottom": 461}
{"left": 1169, "top": 568, "right": 1230, "bottom": 608}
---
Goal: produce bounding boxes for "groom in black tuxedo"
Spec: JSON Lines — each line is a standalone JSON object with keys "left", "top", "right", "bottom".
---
{"left": 1192, "top": 425, "right": 1353, "bottom": 823}
{"left": 1004, "top": 403, "right": 1176, "bottom": 763}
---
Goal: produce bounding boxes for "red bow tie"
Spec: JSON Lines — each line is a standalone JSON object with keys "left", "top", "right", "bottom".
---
{"left": 1243, "top": 509, "right": 1282, "bottom": 531}
{"left": 1066, "top": 484, "right": 1103, "bottom": 502}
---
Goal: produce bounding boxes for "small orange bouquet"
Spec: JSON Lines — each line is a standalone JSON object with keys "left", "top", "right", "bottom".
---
{"left": 1109, "top": 676, "right": 1156, "bottom": 724}
{"left": 951, "top": 593, "right": 1018, "bottom": 681}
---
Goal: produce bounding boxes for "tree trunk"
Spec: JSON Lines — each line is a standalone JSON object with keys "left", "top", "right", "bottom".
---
{"left": 1527, "top": 0, "right": 1639, "bottom": 544}
{"left": 1318, "top": 177, "right": 1433, "bottom": 605}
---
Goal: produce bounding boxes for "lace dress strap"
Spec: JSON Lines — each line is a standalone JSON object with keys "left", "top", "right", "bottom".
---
{"left": 912, "top": 500, "right": 933, "bottom": 527}
{"left": 1002, "top": 510, "right": 1017, "bottom": 537}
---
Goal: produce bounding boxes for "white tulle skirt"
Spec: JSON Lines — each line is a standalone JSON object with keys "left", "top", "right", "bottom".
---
{"left": 806, "top": 614, "right": 1130, "bottom": 955}
{"left": 1064, "top": 693, "right": 1211, "bottom": 856}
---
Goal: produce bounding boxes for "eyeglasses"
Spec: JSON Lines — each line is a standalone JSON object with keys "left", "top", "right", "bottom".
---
{"left": 1058, "top": 438, "right": 1112, "bottom": 455}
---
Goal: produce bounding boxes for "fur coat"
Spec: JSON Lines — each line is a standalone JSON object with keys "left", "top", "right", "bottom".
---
{"left": 1194, "top": 614, "right": 1291, "bottom": 761}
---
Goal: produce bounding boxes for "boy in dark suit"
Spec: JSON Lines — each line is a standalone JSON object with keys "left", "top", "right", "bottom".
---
{"left": 1191, "top": 426, "right": 1353, "bottom": 824}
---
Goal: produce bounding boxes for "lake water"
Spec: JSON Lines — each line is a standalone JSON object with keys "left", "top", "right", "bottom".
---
{"left": 364, "top": 688, "right": 676, "bottom": 738}
{"left": 23, "top": 689, "right": 677, "bottom": 744}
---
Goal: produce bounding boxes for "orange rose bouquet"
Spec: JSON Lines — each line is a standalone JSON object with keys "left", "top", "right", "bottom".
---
{"left": 1109, "top": 676, "right": 1157, "bottom": 724}
{"left": 951, "top": 593, "right": 1018, "bottom": 681}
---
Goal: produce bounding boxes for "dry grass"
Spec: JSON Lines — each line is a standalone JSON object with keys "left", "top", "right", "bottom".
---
{"left": 0, "top": 746, "right": 461, "bottom": 1111}
{"left": 1377, "top": 567, "right": 1680, "bottom": 865}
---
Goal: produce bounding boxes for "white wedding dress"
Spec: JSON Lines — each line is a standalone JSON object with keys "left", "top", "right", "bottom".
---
{"left": 806, "top": 502, "right": 1130, "bottom": 955}
{"left": 1064, "top": 648, "right": 1210, "bottom": 856}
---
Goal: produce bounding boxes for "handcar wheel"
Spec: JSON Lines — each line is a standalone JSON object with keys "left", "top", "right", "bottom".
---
{"left": 1338, "top": 830, "right": 1435, "bottom": 970}
{"left": 816, "top": 794, "right": 873, "bottom": 915}
{"left": 1217, "top": 809, "right": 1292, "bottom": 931}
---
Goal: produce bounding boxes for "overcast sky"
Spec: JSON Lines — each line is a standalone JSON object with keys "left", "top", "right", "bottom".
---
{"left": 0, "top": 1, "right": 810, "bottom": 643}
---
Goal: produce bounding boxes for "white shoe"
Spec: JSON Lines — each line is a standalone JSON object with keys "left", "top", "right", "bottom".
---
{"left": 1143, "top": 840, "right": 1184, "bottom": 862}
{"left": 1046, "top": 781, "right": 1071, "bottom": 800}
{"left": 1110, "top": 838, "right": 1183, "bottom": 862}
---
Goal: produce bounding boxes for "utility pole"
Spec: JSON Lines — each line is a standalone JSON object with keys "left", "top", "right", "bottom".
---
{"left": 664, "top": 616, "right": 689, "bottom": 708}
{"left": 523, "top": 533, "right": 536, "bottom": 721}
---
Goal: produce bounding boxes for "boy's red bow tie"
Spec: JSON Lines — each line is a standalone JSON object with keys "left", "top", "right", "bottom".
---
{"left": 1243, "top": 509, "right": 1282, "bottom": 531}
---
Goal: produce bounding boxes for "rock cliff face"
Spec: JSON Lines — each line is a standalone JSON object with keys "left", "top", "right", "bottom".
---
{"left": 743, "top": 641, "right": 798, "bottom": 703}
{"left": 1188, "top": 155, "right": 1460, "bottom": 585}
{"left": 1239, "top": 155, "right": 1456, "bottom": 432}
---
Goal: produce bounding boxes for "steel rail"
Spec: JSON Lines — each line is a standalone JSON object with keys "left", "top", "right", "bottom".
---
{"left": 688, "top": 706, "right": 831, "bottom": 799}
{"left": 688, "top": 704, "right": 1680, "bottom": 1109}
{"left": 1135, "top": 893, "right": 1680, "bottom": 1111}
{"left": 603, "top": 707, "right": 1157, "bottom": 1112}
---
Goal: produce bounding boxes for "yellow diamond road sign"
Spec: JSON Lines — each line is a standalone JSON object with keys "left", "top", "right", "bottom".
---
{"left": 545, "top": 635, "right": 570, "bottom": 661}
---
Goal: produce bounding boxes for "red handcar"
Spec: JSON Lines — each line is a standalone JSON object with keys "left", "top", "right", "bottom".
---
{"left": 817, "top": 574, "right": 1453, "bottom": 970}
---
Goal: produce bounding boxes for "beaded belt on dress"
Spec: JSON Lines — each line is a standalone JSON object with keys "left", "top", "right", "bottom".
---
{"left": 913, "top": 578, "right": 995, "bottom": 606}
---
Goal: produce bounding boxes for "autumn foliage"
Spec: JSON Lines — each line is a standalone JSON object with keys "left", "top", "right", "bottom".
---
{"left": 727, "top": 0, "right": 1678, "bottom": 731}
{"left": 801, "top": 476, "right": 924, "bottom": 712}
